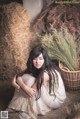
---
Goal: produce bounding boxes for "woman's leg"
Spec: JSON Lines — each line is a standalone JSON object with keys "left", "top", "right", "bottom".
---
{"left": 19, "top": 112, "right": 31, "bottom": 119}
{"left": 5, "top": 108, "right": 16, "bottom": 112}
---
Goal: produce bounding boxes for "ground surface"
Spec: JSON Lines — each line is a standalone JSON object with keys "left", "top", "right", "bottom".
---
{"left": 0, "top": 80, "right": 80, "bottom": 119}
{"left": 8, "top": 91, "right": 80, "bottom": 119}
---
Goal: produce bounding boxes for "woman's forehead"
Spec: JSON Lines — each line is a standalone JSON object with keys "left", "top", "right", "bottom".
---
{"left": 36, "top": 53, "right": 43, "bottom": 58}
{"left": 38, "top": 53, "right": 43, "bottom": 57}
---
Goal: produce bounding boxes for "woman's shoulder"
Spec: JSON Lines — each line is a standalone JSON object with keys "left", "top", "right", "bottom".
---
{"left": 43, "top": 69, "right": 61, "bottom": 79}
{"left": 43, "top": 71, "right": 49, "bottom": 80}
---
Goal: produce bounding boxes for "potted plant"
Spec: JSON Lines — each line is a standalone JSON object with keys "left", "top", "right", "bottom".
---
{"left": 39, "top": 28, "right": 80, "bottom": 90}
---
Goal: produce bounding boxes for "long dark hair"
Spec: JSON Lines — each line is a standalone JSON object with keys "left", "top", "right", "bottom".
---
{"left": 17, "top": 45, "right": 59, "bottom": 99}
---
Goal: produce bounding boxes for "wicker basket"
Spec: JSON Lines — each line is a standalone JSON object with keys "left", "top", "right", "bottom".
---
{"left": 59, "top": 62, "right": 80, "bottom": 91}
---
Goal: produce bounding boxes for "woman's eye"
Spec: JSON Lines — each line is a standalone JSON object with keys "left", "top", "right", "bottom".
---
{"left": 33, "top": 57, "right": 37, "bottom": 60}
{"left": 39, "top": 57, "right": 43, "bottom": 60}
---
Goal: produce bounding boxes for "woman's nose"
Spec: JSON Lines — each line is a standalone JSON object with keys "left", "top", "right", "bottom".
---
{"left": 36, "top": 59, "right": 39, "bottom": 63}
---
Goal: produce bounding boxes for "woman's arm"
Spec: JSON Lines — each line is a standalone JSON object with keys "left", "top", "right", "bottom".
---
{"left": 12, "top": 76, "right": 20, "bottom": 89}
{"left": 17, "top": 76, "right": 37, "bottom": 97}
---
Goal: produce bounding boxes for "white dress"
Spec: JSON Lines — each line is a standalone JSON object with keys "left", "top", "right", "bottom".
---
{"left": 8, "top": 70, "right": 66, "bottom": 119}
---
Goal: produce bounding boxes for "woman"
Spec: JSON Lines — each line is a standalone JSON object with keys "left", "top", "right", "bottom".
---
{"left": 8, "top": 45, "right": 66, "bottom": 119}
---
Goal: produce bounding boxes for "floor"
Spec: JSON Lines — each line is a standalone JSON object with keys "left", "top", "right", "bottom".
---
{"left": 0, "top": 80, "right": 80, "bottom": 119}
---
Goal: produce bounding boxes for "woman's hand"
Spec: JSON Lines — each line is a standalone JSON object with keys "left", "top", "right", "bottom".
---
{"left": 12, "top": 76, "right": 20, "bottom": 90}
{"left": 25, "top": 86, "right": 37, "bottom": 97}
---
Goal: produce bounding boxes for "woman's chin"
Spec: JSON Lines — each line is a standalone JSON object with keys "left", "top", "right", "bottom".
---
{"left": 36, "top": 66, "right": 42, "bottom": 69}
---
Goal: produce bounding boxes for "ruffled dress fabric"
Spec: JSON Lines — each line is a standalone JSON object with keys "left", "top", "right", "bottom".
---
{"left": 8, "top": 70, "right": 66, "bottom": 119}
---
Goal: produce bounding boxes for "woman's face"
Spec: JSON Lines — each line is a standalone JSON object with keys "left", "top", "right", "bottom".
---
{"left": 33, "top": 53, "right": 44, "bottom": 69}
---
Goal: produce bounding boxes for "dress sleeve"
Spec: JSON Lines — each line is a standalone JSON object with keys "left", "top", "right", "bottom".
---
{"left": 54, "top": 70, "right": 66, "bottom": 102}
{"left": 40, "top": 70, "right": 66, "bottom": 109}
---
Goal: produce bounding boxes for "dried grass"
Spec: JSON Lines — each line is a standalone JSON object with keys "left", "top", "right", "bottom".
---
{"left": 39, "top": 28, "right": 79, "bottom": 71}
{"left": 0, "top": 2, "right": 36, "bottom": 80}
{"left": 33, "top": 4, "right": 80, "bottom": 36}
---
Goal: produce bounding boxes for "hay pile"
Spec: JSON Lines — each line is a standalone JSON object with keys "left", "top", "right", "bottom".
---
{"left": 33, "top": 3, "right": 80, "bottom": 36}
{"left": 0, "top": 2, "right": 35, "bottom": 80}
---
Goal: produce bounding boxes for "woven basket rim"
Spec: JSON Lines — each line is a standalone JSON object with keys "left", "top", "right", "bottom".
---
{"left": 59, "top": 62, "right": 80, "bottom": 73}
